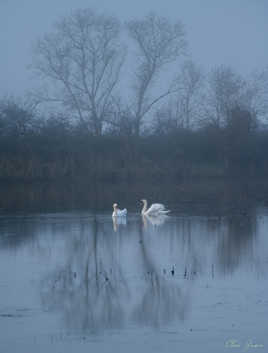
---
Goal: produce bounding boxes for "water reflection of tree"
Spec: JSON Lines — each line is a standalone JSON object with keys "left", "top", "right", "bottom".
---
{"left": 38, "top": 210, "right": 259, "bottom": 334}
{"left": 41, "top": 218, "right": 130, "bottom": 333}
{"left": 40, "top": 217, "right": 193, "bottom": 333}
{"left": 0, "top": 217, "right": 40, "bottom": 250}
{"left": 132, "top": 216, "right": 192, "bottom": 327}
{"left": 216, "top": 211, "right": 257, "bottom": 275}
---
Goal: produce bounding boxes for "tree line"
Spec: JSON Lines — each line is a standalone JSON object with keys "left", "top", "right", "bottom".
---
{"left": 1, "top": 97, "right": 268, "bottom": 182}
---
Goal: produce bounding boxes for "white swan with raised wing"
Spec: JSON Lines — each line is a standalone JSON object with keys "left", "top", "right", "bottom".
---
{"left": 141, "top": 199, "right": 170, "bottom": 216}
{"left": 112, "top": 203, "right": 127, "bottom": 217}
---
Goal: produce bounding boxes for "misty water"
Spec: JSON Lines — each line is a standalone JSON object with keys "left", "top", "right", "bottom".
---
{"left": 0, "top": 206, "right": 267, "bottom": 353}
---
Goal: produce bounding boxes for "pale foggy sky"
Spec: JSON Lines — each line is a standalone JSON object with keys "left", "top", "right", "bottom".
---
{"left": 0, "top": 0, "right": 267, "bottom": 97}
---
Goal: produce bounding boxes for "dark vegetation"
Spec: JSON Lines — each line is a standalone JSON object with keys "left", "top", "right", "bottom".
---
{"left": 0, "top": 99, "right": 268, "bottom": 183}
{"left": 1, "top": 98, "right": 268, "bottom": 213}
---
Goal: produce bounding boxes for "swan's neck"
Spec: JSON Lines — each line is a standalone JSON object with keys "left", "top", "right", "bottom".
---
{"left": 113, "top": 206, "right": 117, "bottom": 216}
{"left": 142, "top": 201, "right": 147, "bottom": 214}
{"left": 142, "top": 215, "right": 148, "bottom": 228}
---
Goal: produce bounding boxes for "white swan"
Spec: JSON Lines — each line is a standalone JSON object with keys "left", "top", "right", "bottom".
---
{"left": 141, "top": 199, "right": 170, "bottom": 216}
{"left": 112, "top": 203, "right": 127, "bottom": 217}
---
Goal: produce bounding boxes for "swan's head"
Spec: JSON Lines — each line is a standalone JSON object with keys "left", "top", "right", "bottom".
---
{"left": 141, "top": 199, "right": 147, "bottom": 204}
{"left": 113, "top": 203, "right": 118, "bottom": 209}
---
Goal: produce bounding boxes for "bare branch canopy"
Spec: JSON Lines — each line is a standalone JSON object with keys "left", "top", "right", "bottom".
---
{"left": 32, "top": 8, "right": 125, "bottom": 135}
{"left": 126, "top": 13, "right": 187, "bottom": 135}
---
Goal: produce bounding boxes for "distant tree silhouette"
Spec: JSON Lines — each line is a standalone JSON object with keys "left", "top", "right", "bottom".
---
{"left": 126, "top": 13, "right": 186, "bottom": 136}
{"left": 32, "top": 9, "right": 124, "bottom": 136}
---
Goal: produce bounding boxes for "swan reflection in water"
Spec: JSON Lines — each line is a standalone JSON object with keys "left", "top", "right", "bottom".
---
{"left": 142, "top": 213, "right": 169, "bottom": 228}
{"left": 112, "top": 215, "right": 127, "bottom": 231}
{"left": 113, "top": 212, "right": 169, "bottom": 231}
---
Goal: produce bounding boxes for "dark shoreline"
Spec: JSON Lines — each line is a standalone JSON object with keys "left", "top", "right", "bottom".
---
{"left": 1, "top": 177, "right": 268, "bottom": 215}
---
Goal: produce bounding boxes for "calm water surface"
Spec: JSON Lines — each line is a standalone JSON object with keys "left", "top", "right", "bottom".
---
{"left": 0, "top": 208, "right": 267, "bottom": 353}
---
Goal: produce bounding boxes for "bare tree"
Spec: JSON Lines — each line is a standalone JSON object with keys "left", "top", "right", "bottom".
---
{"left": 126, "top": 13, "right": 186, "bottom": 136}
{"left": 201, "top": 65, "right": 254, "bottom": 128}
{"left": 173, "top": 60, "right": 203, "bottom": 129}
{"left": 106, "top": 96, "right": 135, "bottom": 136}
{"left": 177, "top": 60, "right": 203, "bottom": 129}
{"left": 153, "top": 60, "right": 203, "bottom": 133}
{"left": 250, "top": 67, "right": 268, "bottom": 124}
{"left": 153, "top": 103, "right": 181, "bottom": 135}
{"left": 31, "top": 9, "right": 125, "bottom": 135}
{"left": 0, "top": 96, "right": 35, "bottom": 137}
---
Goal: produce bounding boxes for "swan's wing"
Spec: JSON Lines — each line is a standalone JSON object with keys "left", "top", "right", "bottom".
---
{"left": 146, "top": 203, "right": 165, "bottom": 215}
{"left": 158, "top": 209, "right": 170, "bottom": 214}
{"left": 118, "top": 208, "right": 127, "bottom": 216}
